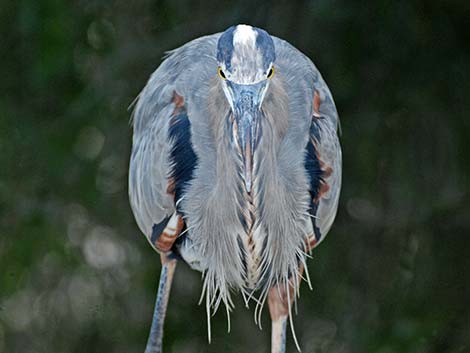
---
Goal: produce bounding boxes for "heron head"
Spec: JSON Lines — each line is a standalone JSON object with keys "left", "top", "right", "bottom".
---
{"left": 216, "top": 24, "right": 276, "bottom": 192}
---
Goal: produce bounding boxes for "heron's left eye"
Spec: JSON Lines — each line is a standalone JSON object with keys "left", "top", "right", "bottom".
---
{"left": 218, "top": 67, "right": 227, "bottom": 80}
{"left": 267, "top": 66, "right": 275, "bottom": 79}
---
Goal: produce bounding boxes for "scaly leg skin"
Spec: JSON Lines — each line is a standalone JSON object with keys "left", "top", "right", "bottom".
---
{"left": 144, "top": 255, "right": 177, "bottom": 353}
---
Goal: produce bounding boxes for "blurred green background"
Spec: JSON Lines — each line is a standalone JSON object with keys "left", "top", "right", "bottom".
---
{"left": 1, "top": 0, "right": 469, "bottom": 352}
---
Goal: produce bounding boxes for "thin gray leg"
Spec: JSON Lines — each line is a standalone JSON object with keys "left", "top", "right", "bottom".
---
{"left": 144, "top": 256, "right": 177, "bottom": 353}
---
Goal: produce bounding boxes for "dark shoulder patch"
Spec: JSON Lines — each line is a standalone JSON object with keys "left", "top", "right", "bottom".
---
{"left": 304, "top": 122, "right": 323, "bottom": 197}
{"left": 304, "top": 121, "right": 323, "bottom": 241}
{"left": 168, "top": 107, "right": 198, "bottom": 214}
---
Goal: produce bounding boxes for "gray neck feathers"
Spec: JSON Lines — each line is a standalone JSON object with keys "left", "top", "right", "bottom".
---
{"left": 182, "top": 75, "right": 311, "bottom": 323}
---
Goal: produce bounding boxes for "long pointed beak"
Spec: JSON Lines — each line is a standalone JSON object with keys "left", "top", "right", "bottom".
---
{"left": 227, "top": 81, "right": 267, "bottom": 193}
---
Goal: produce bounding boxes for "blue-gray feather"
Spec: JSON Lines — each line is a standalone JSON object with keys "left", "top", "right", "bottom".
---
{"left": 254, "top": 28, "right": 276, "bottom": 71}
{"left": 217, "top": 26, "right": 236, "bottom": 71}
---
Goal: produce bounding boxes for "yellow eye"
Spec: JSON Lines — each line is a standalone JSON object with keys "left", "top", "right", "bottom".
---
{"left": 218, "top": 67, "right": 227, "bottom": 80}
{"left": 267, "top": 66, "right": 275, "bottom": 79}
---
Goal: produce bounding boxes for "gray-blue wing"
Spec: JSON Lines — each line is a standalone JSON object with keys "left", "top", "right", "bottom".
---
{"left": 128, "top": 83, "right": 177, "bottom": 250}
{"left": 128, "top": 35, "right": 219, "bottom": 251}
{"left": 307, "top": 115, "right": 342, "bottom": 247}
{"left": 273, "top": 37, "right": 342, "bottom": 248}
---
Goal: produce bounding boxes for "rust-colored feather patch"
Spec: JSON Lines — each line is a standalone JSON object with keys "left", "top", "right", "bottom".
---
{"left": 166, "top": 177, "right": 176, "bottom": 197}
{"left": 313, "top": 90, "right": 321, "bottom": 118}
{"left": 154, "top": 214, "right": 184, "bottom": 253}
{"left": 306, "top": 235, "right": 318, "bottom": 252}
{"left": 172, "top": 91, "right": 185, "bottom": 114}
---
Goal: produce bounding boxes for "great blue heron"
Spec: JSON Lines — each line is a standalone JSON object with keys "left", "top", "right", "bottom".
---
{"left": 129, "top": 24, "right": 341, "bottom": 353}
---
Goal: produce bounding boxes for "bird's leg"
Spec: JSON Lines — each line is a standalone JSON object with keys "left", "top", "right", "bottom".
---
{"left": 268, "top": 285, "right": 290, "bottom": 353}
{"left": 268, "top": 266, "right": 304, "bottom": 353}
{"left": 144, "top": 254, "right": 177, "bottom": 353}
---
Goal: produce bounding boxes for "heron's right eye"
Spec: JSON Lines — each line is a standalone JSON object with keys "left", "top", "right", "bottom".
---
{"left": 218, "top": 67, "right": 227, "bottom": 80}
{"left": 267, "top": 66, "right": 275, "bottom": 79}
